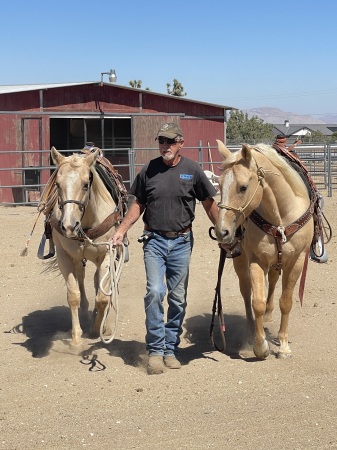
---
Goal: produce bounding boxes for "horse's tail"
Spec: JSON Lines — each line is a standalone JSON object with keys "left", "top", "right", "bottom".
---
{"left": 41, "top": 256, "right": 59, "bottom": 275}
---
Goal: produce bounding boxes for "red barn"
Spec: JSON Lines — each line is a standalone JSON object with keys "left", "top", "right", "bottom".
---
{"left": 0, "top": 82, "right": 235, "bottom": 203}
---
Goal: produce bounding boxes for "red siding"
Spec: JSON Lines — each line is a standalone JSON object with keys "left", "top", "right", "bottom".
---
{"left": 0, "top": 83, "right": 228, "bottom": 202}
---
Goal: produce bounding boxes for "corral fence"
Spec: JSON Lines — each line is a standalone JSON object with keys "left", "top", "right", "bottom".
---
{"left": 0, "top": 143, "right": 336, "bottom": 206}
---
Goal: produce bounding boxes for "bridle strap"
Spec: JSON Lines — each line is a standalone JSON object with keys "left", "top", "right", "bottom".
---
{"left": 58, "top": 199, "right": 86, "bottom": 212}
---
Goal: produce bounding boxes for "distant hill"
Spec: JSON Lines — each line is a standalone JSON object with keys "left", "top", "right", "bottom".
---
{"left": 243, "top": 107, "right": 327, "bottom": 124}
{"left": 319, "top": 114, "right": 337, "bottom": 123}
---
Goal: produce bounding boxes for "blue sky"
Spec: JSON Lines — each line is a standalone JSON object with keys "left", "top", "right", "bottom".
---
{"left": 1, "top": 0, "right": 336, "bottom": 117}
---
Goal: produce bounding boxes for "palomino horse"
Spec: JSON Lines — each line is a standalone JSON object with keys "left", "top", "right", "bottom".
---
{"left": 48, "top": 147, "right": 125, "bottom": 347}
{"left": 215, "top": 141, "right": 314, "bottom": 359}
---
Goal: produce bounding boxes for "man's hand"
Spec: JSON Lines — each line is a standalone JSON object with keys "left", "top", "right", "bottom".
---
{"left": 111, "top": 230, "right": 124, "bottom": 247}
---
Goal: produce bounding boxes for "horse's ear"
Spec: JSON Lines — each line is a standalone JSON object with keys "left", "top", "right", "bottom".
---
{"left": 241, "top": 144, "right": 253, "bottom": 163}
{"left": 216, "top": 140, "right": 231, "bottom": 159}
{"left": 51, "top": 146, "right": 65, "bottom": 166}
{"left": 84, "top": 148, "right": 100, "bottom": 167}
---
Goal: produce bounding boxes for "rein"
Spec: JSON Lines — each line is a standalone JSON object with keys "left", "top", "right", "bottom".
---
{"left": 210, "top": 246, "right": 227, "bottom": 352}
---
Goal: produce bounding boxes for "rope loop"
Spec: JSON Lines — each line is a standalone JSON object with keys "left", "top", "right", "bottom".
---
{"left": 76, "top": 228, "right": 125, "bottom": 345}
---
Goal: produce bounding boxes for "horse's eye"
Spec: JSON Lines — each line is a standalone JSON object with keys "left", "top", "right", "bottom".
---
{"left": 83, "top": 183, "right": 89, "bottom": 191}
{"left": 240, "top": 185, "right": 248, "bottom": 193}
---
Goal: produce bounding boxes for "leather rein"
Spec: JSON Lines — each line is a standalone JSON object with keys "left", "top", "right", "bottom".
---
{"left": 50, "top": 209, "right": 121, "bottom": 242}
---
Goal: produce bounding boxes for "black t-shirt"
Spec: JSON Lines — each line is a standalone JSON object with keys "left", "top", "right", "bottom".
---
{"left": 130, "top": 156, "right": 217, "bottom": 232}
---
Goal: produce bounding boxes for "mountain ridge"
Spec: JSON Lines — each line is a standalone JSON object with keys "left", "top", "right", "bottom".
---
{"left": 243, "top": 107, "right": 337, "bottom": 125}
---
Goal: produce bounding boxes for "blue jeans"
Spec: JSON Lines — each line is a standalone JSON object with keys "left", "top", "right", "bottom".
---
{"left": 142, "top": 231, "right": 194, "bottom": 356}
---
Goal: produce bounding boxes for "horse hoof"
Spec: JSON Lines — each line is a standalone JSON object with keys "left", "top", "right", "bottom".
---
{"left": 253, "top": 340, "right": 270, "bottom": 359}
{"left": 277, "top": 351, "right": 292, "bottom": 359}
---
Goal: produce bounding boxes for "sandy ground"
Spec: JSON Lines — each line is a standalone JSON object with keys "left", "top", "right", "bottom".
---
{"left": 1, "top": 196, "right": 337, "bottom": 450}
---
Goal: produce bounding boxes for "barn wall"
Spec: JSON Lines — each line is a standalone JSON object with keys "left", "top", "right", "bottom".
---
{"left": 0, "top": 83, "right": 228, "bottom": 202}
{"left": 0, "top": 91, "right": 40, "bottom": 112}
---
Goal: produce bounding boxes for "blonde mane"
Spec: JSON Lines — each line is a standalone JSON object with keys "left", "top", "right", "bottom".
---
{"left": 252, "top": 143, "right": 308, "bottom": 197}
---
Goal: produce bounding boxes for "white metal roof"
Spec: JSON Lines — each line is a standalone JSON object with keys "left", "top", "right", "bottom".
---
{"left": 0, "top": 82, "right": 93, "bottom": 94}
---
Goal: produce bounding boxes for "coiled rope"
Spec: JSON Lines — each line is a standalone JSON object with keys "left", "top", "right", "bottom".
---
{"left": 78, "top": 227, "right": 125, "bottom": 345}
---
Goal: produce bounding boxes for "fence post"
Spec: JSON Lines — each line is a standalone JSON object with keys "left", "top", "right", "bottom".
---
{"left": 198, "top": 140, "right": 203, "bottom": 168}
{"left": 128, "top": 147, "right": 135, "bottom": 186}
{"left": 327, "top": 144, "right": 332, "bottom": 197}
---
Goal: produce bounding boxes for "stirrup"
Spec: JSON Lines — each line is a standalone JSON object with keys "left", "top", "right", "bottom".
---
{"left": 37, "top": 233, "right": 56, "bottom": 259}
{"left": 310, "top": 235, "right": 328, "bottom": 263}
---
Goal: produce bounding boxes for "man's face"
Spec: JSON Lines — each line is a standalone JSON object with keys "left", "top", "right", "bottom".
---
{"left": 158, "top": 137, "right": 184, "bottom": 162}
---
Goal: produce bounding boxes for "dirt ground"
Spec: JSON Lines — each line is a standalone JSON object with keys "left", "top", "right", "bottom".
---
{"left": 1, "top": 196, "right": 337, "bottom": 450}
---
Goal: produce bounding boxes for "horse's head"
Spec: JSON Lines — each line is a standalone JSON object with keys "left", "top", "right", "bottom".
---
{"left": 51, "top": 146, "right": 99, "bottom": 238}
{"left": 215, "top": 141, "right": 264, "bottom": 245}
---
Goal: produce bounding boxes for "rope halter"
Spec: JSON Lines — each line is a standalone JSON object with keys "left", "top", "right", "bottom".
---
{"left": 217, "top": 160, "right": 269, "bottom": 221}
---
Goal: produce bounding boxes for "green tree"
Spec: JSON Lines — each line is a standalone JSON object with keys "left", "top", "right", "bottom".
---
{"left": 328, "top": 131, "right": 337, "bottom": 143}
{"left": 166, "top": 79, "right": 187, "bottom": 96}
{"left": 226, "top": 110, "right": 274, "bottom": 144}
{"left": 129, "top": 80, "right": 142, "bottom": 88}
{"left": 302, "top": 130, "right": 327, "bottom": 144}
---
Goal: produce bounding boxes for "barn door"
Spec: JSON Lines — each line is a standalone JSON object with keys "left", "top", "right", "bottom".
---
{"left": 21, "top": 117, "right": 42, "bottom": 202}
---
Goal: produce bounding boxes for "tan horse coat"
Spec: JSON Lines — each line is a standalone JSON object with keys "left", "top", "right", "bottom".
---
{"left": 215, "top": 142, "right": 314, "bottom": 359}
{"left": 51, "top": 147, "right": 118, "bottom": 346}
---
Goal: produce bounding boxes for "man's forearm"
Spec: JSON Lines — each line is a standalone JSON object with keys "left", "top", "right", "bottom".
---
{"left": 117, "top": 200, "right": 144, "bottom": 235}
{"left": 202, "top": 197, "right": 219, "bottom": 225}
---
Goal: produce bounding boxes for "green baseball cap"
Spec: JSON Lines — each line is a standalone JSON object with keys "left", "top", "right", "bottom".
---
{"left": 156, "top": 123, "right": 183, "bottom": 139}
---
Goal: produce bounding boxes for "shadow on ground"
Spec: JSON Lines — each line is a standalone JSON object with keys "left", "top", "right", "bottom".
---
{"left": 8, "top": 306, "right": 147, "bottom": 366}
{"left": 180, "top": 312, "right": 274, "bottom": 363}
{"left": 7, "top": 307, "right": 276, "bottom": 365}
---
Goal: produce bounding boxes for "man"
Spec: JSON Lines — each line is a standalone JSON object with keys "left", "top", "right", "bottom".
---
{"left": 112, "top": 123, "right": 219, "bottom": 375}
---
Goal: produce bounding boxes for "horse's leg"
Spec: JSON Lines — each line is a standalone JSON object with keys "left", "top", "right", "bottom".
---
{"left": 92, "top": 253, "right": 111, "bottom": 337}
{"left": 250, "top": 262, "right": 270, "bottom": 359}
{"left": 233, "top": 252, "right": 254, "bottom": 338}
{"left": 277, "top": 255, "right": 305, "bottom": 358}
{"left": 76, "top": 262, "right": 91, "bottom": 329}
{"left": 56, "top": 249, "right": 83, "bottom": 346}
{"left": 264, "top": 268, "right": 280, "bottom": 322}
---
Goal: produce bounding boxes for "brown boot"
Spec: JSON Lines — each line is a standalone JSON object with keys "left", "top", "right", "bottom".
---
{"left": 147, "top": 355, "right": 165, "bottom": 375}
{"left": 164, "top": 355, "right": 181, "bottom": 369}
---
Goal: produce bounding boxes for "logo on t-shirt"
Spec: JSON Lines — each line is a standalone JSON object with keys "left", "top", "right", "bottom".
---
{"left": 180, "top": 174, "right": 193, "bottom": 181}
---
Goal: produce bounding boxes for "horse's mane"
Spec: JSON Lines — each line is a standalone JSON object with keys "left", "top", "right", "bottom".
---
{"left": 252, "top": 143, "right": 308, "bottom": 197}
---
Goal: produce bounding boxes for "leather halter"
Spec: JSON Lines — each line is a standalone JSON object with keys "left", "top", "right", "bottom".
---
{"left": 57, "top": 171, "right": 93, "bottom": 217}
{"left": 52, "top": 170, "right": 121, "bottom": 242}
{"left": 50, "top": 210, "right": 121, "bottom": 242}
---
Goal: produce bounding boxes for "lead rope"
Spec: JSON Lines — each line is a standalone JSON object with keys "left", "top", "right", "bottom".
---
{"left": 78, "top": 227, "right": 125, "bottom": 345}
{"left": 210, "top": 246, "right": 227, "bottom": 352}
{"left": 99, "top": 242, "right": 125, "bottom": 344}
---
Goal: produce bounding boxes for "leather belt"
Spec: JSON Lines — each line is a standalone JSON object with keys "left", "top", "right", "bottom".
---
{"left": 144, "top": 225, "right": 191, "bottom": 238}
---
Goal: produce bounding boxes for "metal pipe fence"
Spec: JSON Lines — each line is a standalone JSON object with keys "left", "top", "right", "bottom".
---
{"left": 0, "top": 144, "right": 336, "bottom": 206}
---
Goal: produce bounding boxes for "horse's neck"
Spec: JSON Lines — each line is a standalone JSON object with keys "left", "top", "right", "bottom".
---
{"left": 82, "top": 194, "right": 115, "bottom": 228}
{"left": 257, "top": 174, "right": 308, "bottom": 225}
